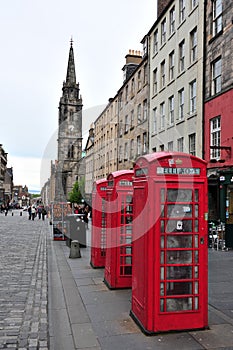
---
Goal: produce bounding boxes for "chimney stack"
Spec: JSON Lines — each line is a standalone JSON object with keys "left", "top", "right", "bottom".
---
{"left": 122, "top": 49, "right": 142, "bottom": 82}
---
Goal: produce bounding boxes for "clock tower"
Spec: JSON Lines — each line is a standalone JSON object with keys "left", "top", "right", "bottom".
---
{"left": 55, "top": 39, "right": 83, "bottom": 202}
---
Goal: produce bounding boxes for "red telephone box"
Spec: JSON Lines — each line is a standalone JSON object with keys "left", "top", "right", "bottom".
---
{"left": 91, "top": 179, "right": 107, "bottom": 268}
{"left": 130, "top": 152, "right": 208, "bottom": 334}
{"left": 104, "top": 170, "right": 134, "bottom": 289}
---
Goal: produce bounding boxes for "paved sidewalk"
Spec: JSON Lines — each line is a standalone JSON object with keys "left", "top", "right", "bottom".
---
{"left": 1, "top": 212, "right": 233, "bottom": 349}
{"left": 49, "top": 223, "right": 233, "bottom": 350}
{"left": 0, "top": 210, "right": 48, "bottom": 350}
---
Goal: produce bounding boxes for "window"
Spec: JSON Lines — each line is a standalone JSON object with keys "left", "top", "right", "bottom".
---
{"left": 144, "top": 64, "right": 148, "bottom": 84}
{"left": 138, "top": 70, "right": 142, "bottom": 90}
{"left": 210, "top": 116, "right": 221, "bottom": 159}
{"left": 169, "top": 95, "right": 175, "bottom": 125}
{"left": 119, "top": 93, "right": 123, "bottom": 109}
{"left": 212, "top": 57, "right": 222, "bottom": 95}
{"left": 178, "top": 88, "right": 185, "bottom": 120}
{"left": 190, "top": 27, "right": 197, "bottom": 63}
{"left": 143, "top": 133, "right": 147, "bottom": 153}
{"left": 169, "top": 51, "right": 175, "bottom": 81}
{"left": 137, "top": 136, "right": 141, "bottom": 155}
{"left": 143, "top": 100, "right": 148, "bottom": 120}
{"left": 125, "top": 85, "right": 128, "bottom": 102}
{"left": 179, "top": 40, "right": 185, "bottom": 73}
{"left": 153, "top": 29, "right": 158, "bottom": 54}
{"left": 168, "top": 141, "right": 174, "bottom": 151}
{"left": 161, "top": 60, "right": 166, "bottom": 88}
{"left": 190, "top": 80, "right": 197, "bottom": 114}
{"left": 119, "top": 121, "right": 123, "bottom": 137}
{"left": 160, "top": 102, "right": 165, "bottom": 129}
{"left": 212, "top": 0, "right": 222, "bottom": 36}
{"left": 124, "top": 142, "right": 128, "bottom": 160}
{"left": 143, "top": 40, "right": 147, "bottom": 56}
{"left": 169, "top": 7, "right": 175, "bottom": 35}
{"left": 179, "top": 0, "right": 185, "bottom": 23}
{"left": 161, "top": 18, "right": 166, "bottom": 45}
{"left": 68, "top": 144, "right": 74, "bottom": 158}
{"left": 177, "top": 137, "right": 184, "bottom": 152}
{"left": 152, "top": 107, "right": 157, "bottom": 133}
{"left": 119, "top": 145, "right": 123, "bottom": 162}
{"left": 131, "top": 79, "right": 135, "bottom": 96}
{"left": 191, "top": 0, "right": 198, "bottom": 9}
{"left": 153, "top": 68, "right": 158, "bottom": 95}
{"left": 70, "top": 110, "right": 74, "bottom": 122}
{"left": 130, "top": 139, "right": 134, "bottom": 159}
{"left": 125, "top": 115, "right": 129, "bottom": 133}
{"left": 130, "top": 110, "right": 134, "bottom": 128}
{"left": 189, "top": 133, "right": 196, "bottom": 155}
{"left": 137, "top": 104, "right": 142, "bottom": 123}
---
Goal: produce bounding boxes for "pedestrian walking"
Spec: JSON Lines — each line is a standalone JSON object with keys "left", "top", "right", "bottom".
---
{"left": 42, "top": 206, "right": 47, "bottom": 221}
{"left": 37, "top": 206, "right": 42, "bottom": 219}
{"left": 28, "top": 206, "right": 32, "bottom": 220}
{"left": 31, "top": 206, "right": 36, "bottom": 221}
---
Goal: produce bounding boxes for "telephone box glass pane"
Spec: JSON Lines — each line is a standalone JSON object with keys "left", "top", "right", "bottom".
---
{"left": 166, "top": 298, "right": 192, "bottom": 311}
{"left": 195, "top": 205, "right": 199, "bottom": 217}
{"left": 167, "top": 235, "right": 192, "bottom": 248}
{"left": 161, "top": 205, "right": 165, "bottom": 217}
{"left": 161, "top": 236, "right": 165, "bottom": 248}
{"left": 161, "top": 251, "right": 164, "bottom": 264}
{"left": 167, "top": 250, "right": 192, "bottom": 264}
{"left": 195, "top": 220, "right": 199, "bottom": 232}
{"left": 166, "top": 220, "right": 192, "bottom": 232}
{"left": 161, "top": 220, "right": 165, "bottom": 233}
{"left": 126, "top": 195, "right": 133, "bottom": 203}
{"left": 167, "top": 189, "right": 192, "bottom": 202}
{"left": 167, "top": 204, "right": 192, "bottom": 217}
{"left": 160, "top": 283, "right": 165, "bottom": 296}
{"left": 126, "top": 226, "right": 132, "bottom": 234}
{"left": 194, "top": 251, "right": 199, "bottom": 263}
{"left": 194, "top": 266, "right": 199, "bottom": 278}
{"left": 166, "top": 282, "right": 192, "bottom": 295}
{"left": 160, "top": 299, "right": 164, "bottom": 312}
{"left": 167, "top": 266, "right": 192, "bottom": 280}
{"left": 195, "top": 281, "right": 198, "bottom": 294}
{"left": 126, "top": 216, "right": 133, "bottom": 224}
{"left": 126, "top": 205, "right": 133, "bottom": 213}
{"left": 161, "top": 188, "right": 165, "bottom": 202}
{"left": 195, "top": 189, "right": 199, "bottom": 202}
{"left": 161, "top": 267, "right": 165, "bottom": 280}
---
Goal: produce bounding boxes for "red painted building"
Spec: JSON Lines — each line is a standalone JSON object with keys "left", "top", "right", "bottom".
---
{"left": 204, "top": 0, "right": 233, "bottom": 246}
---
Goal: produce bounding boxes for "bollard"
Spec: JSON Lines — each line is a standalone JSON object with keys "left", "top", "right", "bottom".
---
{"left": 20, "top": 211, "right": 22, "bottom": 216}
{"left": 69, "top": 240, "right": 81, "bottom": 259}
{"left": 12, "top": 212, "right": 14, "bottom": 216}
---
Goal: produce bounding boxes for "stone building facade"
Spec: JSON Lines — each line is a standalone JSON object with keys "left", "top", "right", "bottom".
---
{"left": 148, "top": 0, "right": 204, "bottom": 157}
{"left": 92, "top": 50, "right": 149, "bottom": 185}
{"left": 55, "top": 41, "right": 83, "bottom": 202}
{"left": 204, "top": 0, "right": 233, "bottom": 224}
{"left": 0, "top": 144, "right": 8, "bottom": 205}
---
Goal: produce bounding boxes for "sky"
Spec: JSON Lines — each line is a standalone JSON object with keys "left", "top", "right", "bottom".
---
{"left": 0, "top": 0, "right": 157, "bottom": 193}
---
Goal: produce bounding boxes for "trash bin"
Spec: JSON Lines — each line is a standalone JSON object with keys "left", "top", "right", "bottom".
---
{"left": 65, "top": 214, "right": 87, "bottom": 247}
{"left": 69, "top": 240, "right": 81, "bottom": 258}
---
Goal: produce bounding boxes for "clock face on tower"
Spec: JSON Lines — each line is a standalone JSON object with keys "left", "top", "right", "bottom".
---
{"left": 68, "top": 125, "right": 74, "bottom": 132}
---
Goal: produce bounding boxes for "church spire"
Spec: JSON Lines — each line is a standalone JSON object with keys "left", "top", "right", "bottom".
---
{"left": 66, "top": 37, "right": 76, "bottom": 85}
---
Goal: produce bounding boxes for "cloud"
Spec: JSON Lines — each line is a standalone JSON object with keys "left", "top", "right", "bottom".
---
{"left": 7, "top": 155, "right": 41, "bottom": 192}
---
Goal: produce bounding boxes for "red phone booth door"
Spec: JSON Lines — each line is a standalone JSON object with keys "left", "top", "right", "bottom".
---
{"left": 154, "top": 184, "right": 208, "bottom": 332}
{"left": 117, "top": 193, "right": 133, "bottom": 284}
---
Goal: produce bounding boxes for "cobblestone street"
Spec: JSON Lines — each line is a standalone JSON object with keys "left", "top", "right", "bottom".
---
{"left": 0, "top": 211, "right": 49, "bottom": 350}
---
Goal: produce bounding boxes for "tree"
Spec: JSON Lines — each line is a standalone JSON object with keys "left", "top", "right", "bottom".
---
{"left": 68, "top": 180, "right": 83, "bottom": 204}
